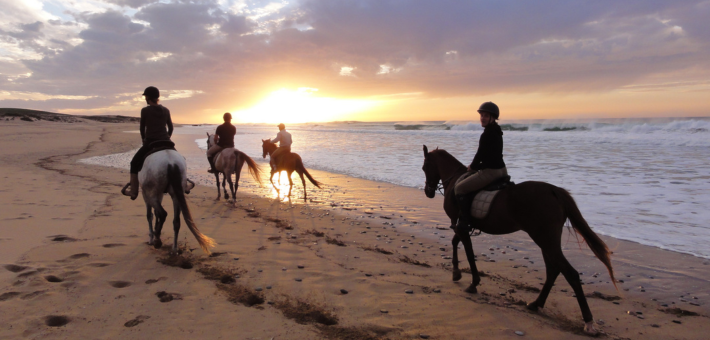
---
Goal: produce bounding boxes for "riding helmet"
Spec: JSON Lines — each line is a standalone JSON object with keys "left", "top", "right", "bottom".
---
{"left": 477, "top": 101, "right": 499, "bottom": 120}
{"left": 142, "top": 86, "right": 160, "bottom": 99}
{"left": 223, "top": 112, "right": 232, "bottom": 120}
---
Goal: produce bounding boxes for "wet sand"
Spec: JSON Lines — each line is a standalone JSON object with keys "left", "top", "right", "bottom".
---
{"left": 0, "top": 119, "right": 708, "bottom": 339}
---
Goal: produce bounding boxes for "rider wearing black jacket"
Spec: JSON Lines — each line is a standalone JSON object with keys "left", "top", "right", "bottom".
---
{"left": 454, "top": 102, "right": 508, "bottom": 232}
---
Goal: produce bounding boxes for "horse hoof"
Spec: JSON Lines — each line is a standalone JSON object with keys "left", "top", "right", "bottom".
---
{"left": 526, "top": 302, "right": 539, "bottom": 311}
{"left": 464, "top": 284, "right": 478, "bottom": 294}
{"left": 153, "top": 239, "right": 162, "bottom": 249}
{"left": 452, "top": 270, "right": 462, "bottom": 282}
{"left": 583, "top": 321, "right": 599, "bottom": 336}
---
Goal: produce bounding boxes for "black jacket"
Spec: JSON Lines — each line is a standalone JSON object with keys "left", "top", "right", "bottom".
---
{"left": 469, "top": 122, "right": 505, "bottom": 171}
{"left": 140, "top": 105, "right": 173, "bottom": 144}
{"left": 215, "top": 123, "right": 236, "bottom": 148}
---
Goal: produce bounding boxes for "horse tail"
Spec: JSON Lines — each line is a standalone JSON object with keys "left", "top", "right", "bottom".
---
{"left": 168, "top": 164, "right": 216, "bottom": 254}
{"left": 235, "top": 150, "right": 263, "bottom": 185}
{"left": 554, "top": 186, "right": 617, "bottom": 290}
{"left": 297, "top": 157, "right": 322, "bottom": 188}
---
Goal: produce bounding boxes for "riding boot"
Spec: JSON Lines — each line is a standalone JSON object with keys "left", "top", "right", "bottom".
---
{"left": 207, "top": 156, "right": 216, "bottom": 173}
{"left": 128, "top": 173, "right": 139, "bottom": 200}
{"left": 455, "top": 192, "right": 476, "bottom": 233}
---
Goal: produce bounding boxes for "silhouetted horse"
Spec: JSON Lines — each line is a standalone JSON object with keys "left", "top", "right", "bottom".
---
{"left": 206, "top": 133, "right": 263, "bottom": 202}
{"left": 261, "top": 139, "right": 322, "bottom": 200}
{"left": 421, "top": 145, "right": 615, "bottom": 335}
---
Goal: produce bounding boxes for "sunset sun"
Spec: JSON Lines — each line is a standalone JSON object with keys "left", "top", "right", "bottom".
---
{"left": 231, "top": 88, "right": 379, "bottom": 124}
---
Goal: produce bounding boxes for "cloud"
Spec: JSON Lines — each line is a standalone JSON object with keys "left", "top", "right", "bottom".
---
{"left": 0, "top": 0, "right": 709, "bottom": 119}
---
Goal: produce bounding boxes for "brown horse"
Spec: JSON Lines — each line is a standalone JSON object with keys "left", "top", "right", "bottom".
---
{"left": 261, "top": 139, "right": 322, "bottom": 200}
{"left": 421, "top": 145, "right": 615, "bottom": 335}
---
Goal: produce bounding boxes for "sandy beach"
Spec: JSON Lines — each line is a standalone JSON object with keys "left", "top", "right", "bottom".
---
{"left": 1, "top": 119, "right": 709, "bottom": 340}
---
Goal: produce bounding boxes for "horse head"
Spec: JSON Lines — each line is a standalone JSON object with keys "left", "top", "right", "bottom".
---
{"left": 261, "top": 139, "right": 276, "bottom": 158}
{"left": 422, "top": 145, "right": 439, "bottom": 198}
{"left": 206, "top": 132, "right": 215, "bottom": 149}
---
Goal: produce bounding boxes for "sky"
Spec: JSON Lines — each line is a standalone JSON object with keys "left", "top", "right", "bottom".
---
{"left": 1, "top": 0, "right": 709, "bottom": 124}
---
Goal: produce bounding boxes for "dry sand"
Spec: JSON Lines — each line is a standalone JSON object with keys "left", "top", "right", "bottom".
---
{"left": 1, "top": 119, "right": 709, "bottom": 339}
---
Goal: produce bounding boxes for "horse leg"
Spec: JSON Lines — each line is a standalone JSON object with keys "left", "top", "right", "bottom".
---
{"left": 297, "top": 170, "right": 307, "bottom": 201}
{"left": 270, "top": 172, "right": 279, "bottom": 194}
{"left": 546, "top": 246, "right": 597, "bottom": 333}
{"left": 456, "top": 230, "right": 481, "bottom": 293}
{"left": 526, "top": 250, "right": 560, "bottom": 311}
{"left": 222, "top": 173, "right": 229, "bottom": 200}
{"left": 452, "top": 232, "right": 462, "bottom": 281}
{"left": 214, "top": 172, "right": 221, "bottom": 200}
{"left": 226, "top": 172, "right": 235, "bottom": 202}
{"left": 171, "top": 193, "right": 181, "bottom": 253}
{"left": 287, "top": 170, "right": 294, "bottom": 197}
{"left": 234, "top": 158, "right": 244, "bottom": 196}
{"left": 146, "top": 205, "right": 155, "bottom": 245}
{"left": 153, "top": 205, "right": 168, "bottom": 250}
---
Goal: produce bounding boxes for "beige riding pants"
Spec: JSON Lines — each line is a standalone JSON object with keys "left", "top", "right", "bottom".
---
{"left": 270, "top": 146, "right": 291, "bottom": 166}
{"left": 454, "top": 167, "right": 508, "bottom": 195}
{"left": 207, "top": 144, "right": 223, "bottom": 157}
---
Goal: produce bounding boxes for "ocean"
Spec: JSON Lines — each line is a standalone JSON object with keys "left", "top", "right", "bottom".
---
{"left": 81, "top": 117, "right": 710, "bottom": 259}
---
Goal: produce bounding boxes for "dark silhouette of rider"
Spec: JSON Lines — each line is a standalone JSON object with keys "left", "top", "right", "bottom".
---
{"left": 269, "top": 123, "right": 292, "bottom": 173}
{"left": 454, "top": 101, "right": 507, "bottom": 232}
{"left": 207, "top": 112, "right": 236, "bottom": 173}
{"left": 125, "top": 86, "right": 173, "bottom": 200}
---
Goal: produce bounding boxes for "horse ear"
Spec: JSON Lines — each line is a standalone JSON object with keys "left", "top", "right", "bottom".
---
{"left": 206, "top": 132, "right": 209, "bottom": 137}
{"left": 435, "top": 146, "right": 439, "bottom": 150}
{"left": 423, "top": 145, "right": 428, "bottom": 156}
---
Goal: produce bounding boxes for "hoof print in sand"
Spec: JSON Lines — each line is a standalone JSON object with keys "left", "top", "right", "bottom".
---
{"left": 4, "top": 264, "right": 29, "bottom": 273}
{"left": 21, "top": 291, "right": 46, "bottom": 300}
{"left": 59, "top": 253, "right": 90, "bottom": 262}
{"left": 45, "top": 275, "right": 63, "bottom": 283}
{"left": 145, "top": 277, "right": 168, "bottom": 284}
{"left": 0, "top": 292, "right": 21, "bottom": 301}
{"left": 45, "top": 315, "right": 70, "bottom": 327}
{"left": 156, "top": 291, "right": 182, "bottom": 303}
{"left": 124, "top": 315, "right": 150, "bottom": 327}
{"left": 49, "top": 235, "right": 77, "bottom": 242}
{"left": 102, "top": 243, "right": 125, "bottom": 248}
{"left": 87, "top": 263, "right": 110, "bottom": 267}
{"left": 109, "top": 281, "right": 131, "bottom": 288}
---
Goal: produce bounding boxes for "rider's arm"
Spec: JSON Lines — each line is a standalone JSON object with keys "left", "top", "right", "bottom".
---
{"left": 166, "top": 109, "right": 173, "bottom": 137}
{"left": 139, "top": 108, "right": 146, "bottom": 141}
{"left": 271, "top": 132, "right": 281, "bottom": 144}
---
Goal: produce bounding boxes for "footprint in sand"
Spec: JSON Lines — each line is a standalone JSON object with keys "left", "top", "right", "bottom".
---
{"left": 17, "top": 271, "right": 37, "bottom": 278}
{"left": 102, "top": 243, "right": 125, "bottom": 248}
{"left": 124, "top": 315, "right": 150, "bottom": 327}
{"left": 21, "top": 291, "right": 46, "bottom": 300}
{"left": 145, "top": 277, "right": 168, "bottom": 284}
{"left": 109, "top": 281, "right": 131, "bottom": 288}
{"left": 45, "top": 315, "right": 70, "bottom": 327}
{"left": 44, "top": 275, "right": 63, "bottom": 283}
{"left": 156, "top": 291, "right": 182, "bottom": 303}
{"left": 4, "top": 264, "right": 29, "bottom": 273}
{"left": 58, "top": 253, "right": 91, "bottom": 263}
{"left": 0, "top": 292, "right": 21, "bottom": 301}
{"left": 49, "top": 235, "right": 77, "bottom": 242}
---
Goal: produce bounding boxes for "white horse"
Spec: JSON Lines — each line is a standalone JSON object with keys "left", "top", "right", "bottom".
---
{"left": 206, "top": 132, "right": 263, "bottom": 201}
{"left": 122, "top": 149, "right": 215, "bottom": 254}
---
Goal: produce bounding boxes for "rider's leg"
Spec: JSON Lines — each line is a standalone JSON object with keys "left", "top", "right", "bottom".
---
{"left": 270, "top": 147, "right": 285, "bottom": 174}
{"left": 126, "top": 145, "right": 150, "bottom": 200}
{"left": 206, "top": 145, "right": 221, "bottom": 173}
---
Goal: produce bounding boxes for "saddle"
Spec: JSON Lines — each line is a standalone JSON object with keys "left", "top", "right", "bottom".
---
{"left": 144, "top": 140, "right": 176, "bottom": 159}
{"left": 471, "top": 176, "right": 514, "bottom": 219}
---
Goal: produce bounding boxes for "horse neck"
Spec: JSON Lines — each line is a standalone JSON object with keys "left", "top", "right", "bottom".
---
{"left": 435, "top": 152, "right": 466, "bottom": 190}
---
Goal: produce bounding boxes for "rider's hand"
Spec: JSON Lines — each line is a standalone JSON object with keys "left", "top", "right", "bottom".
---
{"left": 467, "top": 165, "right": 471, "bottom": 171}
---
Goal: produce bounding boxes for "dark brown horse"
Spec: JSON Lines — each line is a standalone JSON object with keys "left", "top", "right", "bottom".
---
{"left": 422, "top": 145, "right": 615, "bottom": 335}
{"left": 261, "top": 139, "right": 322, "bottom": 200}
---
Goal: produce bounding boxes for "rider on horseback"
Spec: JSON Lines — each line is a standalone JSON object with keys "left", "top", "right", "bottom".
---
{"left": 207, "top": 112, "right": 236, "bottom": 173}
{"left": 125, "top": 86, "right": 174, "bottom": 200}
{"left": 269, "top": 123, "right": 292, "bottom": 173}
{"left": 454, "top": 101, "right": 507, "bottom": 232}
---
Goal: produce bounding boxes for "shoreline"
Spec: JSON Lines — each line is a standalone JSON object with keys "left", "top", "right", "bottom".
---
{"left": 1, "top": 120, "right": 708, "bottom": 339}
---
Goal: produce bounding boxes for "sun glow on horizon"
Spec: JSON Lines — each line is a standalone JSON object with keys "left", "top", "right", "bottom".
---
{"left": 231, "top": 88, "right": 379, "bottom": 124}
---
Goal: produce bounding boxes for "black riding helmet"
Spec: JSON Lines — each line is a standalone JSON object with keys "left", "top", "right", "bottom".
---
{"left": 477, "top": 101, "right": 499, "bottom": 120}
{"left": 142, "top": 86, "right": 160, "bottom": 100}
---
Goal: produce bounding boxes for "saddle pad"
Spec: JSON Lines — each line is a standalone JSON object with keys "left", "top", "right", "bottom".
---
{"left": 470, "top": 190, "right": 500, "bottom": 219}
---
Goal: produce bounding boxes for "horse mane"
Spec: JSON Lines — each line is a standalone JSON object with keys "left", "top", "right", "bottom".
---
{"left": 430, "top": 149, "right": 466, "bottom": 170}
